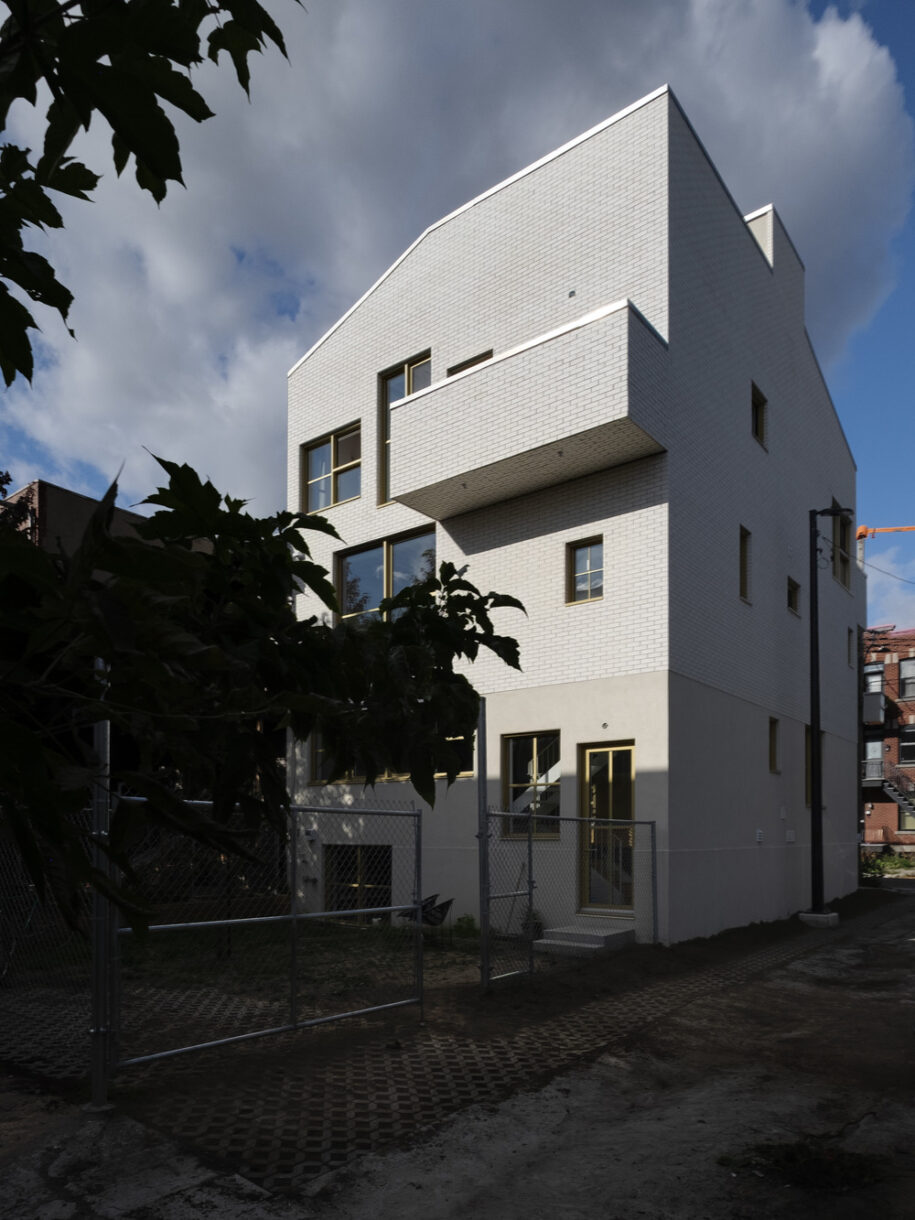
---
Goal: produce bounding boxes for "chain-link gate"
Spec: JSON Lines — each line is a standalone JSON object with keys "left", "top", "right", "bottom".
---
{"left": 0, "top": 800, "right": 424, "bottom": 1101}
{"left": 480, "top": 811, "right": 657, "bottom": 985}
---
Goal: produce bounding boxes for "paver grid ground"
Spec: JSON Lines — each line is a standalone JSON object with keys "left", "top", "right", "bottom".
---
{"left": 107, "top": 899, "right": 905, "bottom": 1194}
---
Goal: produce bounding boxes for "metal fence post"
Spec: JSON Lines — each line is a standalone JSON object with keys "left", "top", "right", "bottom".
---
{"left": 413, "top": 804, "right": 423, "bottom": 1021}
{"left": 650, "top": 821, "right": 659, "bottom": 944}
{"left": 527, "top": 810, "right": 535, "bottom": 976}
{"left": 289, "top": 808, "right": 298, "bottom": 1028}
{"left": 89, "top": 658, "right": 111, "bottom": 1108}
{"left": 476, "top": 698, "right": 490, "bottom": 990}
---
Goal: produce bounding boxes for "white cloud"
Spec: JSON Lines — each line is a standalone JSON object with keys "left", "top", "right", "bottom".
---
{"left": 2, "top": 0, "right": 912, "bottom": 512}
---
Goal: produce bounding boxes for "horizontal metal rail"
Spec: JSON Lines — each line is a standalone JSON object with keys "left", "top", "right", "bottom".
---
{"left": 116, "top": 997, "right": 420, "bottom": 1068}
{"left": 488, "top": 888, "right": 530, "bottom": 902}
{"left": 117, "top": 904, "right": 419, "bottom": 936}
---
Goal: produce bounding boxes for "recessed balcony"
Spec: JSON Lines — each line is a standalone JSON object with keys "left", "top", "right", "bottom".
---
{"left": 388, "top": 300, "right": 669, "bottom": 519}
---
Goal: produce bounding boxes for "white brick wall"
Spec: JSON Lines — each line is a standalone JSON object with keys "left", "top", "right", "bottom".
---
{"left": 285, "top": 86, "right": 863, "bottom": 941}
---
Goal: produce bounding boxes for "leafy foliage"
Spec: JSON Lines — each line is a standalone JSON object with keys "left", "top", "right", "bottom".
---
{"left": 0, "top": 0, "right": 295, "bottom": 384}
{"left": 0, "top": 459, "right": 523, "bottom": 923}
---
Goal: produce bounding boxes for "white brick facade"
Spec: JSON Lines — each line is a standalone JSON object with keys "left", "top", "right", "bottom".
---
{"left": 286, "top": 87, "right": 863, "bottom": 943}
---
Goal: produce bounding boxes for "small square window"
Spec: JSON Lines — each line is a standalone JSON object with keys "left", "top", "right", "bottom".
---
{"left": 787, "top": 577, "right": 800, "bottom": 614}
{"left": 567, "top": 538, "right": 603, "bottom": 603}
{"left": 751, "top": 383, "right": 767, "bottom": 447}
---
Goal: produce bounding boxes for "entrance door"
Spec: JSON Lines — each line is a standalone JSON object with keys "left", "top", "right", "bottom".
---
{"left": 579, "top": 745, "right": 634, "bottom": 909}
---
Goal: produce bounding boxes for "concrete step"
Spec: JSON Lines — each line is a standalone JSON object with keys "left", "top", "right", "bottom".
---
{"left": 533, "top": 924, "right": 635, "bottom": 957}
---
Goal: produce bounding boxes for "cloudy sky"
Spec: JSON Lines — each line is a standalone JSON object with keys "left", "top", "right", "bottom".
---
{"left": 3, "top": 0, "right": 915, "bottom": 623}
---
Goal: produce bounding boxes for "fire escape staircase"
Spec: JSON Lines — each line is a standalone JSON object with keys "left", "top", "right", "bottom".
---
{"left": 877, "top": 762, "right": 915, "bottom": 827}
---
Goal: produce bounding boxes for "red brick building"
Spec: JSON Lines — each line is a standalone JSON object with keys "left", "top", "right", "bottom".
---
{"left": 861, "top": 625, "right": 915, "bottom": 849}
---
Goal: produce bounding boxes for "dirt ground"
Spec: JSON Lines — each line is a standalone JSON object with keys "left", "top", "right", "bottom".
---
{"left": 323, "top": 887, "right": 915, "bottom": 1220}
{"left": 1, "top": 886, "right": 914, "bottom": 1219}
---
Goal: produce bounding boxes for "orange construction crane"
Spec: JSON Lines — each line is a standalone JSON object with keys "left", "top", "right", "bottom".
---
{"left": 856, "top": 523, "right": 915, "bottom": 563}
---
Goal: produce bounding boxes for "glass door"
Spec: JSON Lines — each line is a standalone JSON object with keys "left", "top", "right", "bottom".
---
{"left": 579, "top": 745, "right": 634, "bottom": 909}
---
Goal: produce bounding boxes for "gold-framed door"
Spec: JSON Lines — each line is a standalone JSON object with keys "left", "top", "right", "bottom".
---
{"left": 579, "top": 744, "right": 634, "bottom": 910}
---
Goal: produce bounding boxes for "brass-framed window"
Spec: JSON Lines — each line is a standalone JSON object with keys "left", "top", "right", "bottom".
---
{"left": 324, "top": 843, "right": 392, "bottom": 921}
{"left": 337, "top": 527, "right": 435, "bottom": 622}
{"left": 311, "top": 728, "right": 471, "bottom": 786}
{"left": 567, "top": 537, "right": 603, "bottom": 603}
{"left": 302, "top": 425, "right": 361, "bottom": 512}
{"left": 434, "top": 736, "right": 475, "bottom": 778}
{"left": 739, "top": 526, "right": 751, "bottom": 601}
{"left": 378, "top": 352, "right": 431, "bottom": 503}
{"left": 502, "top": 732, "right": 560, "bottom": 837}
{"left": 751, "top": 382, "right": 767, "bottom": 447}
{"left": 831, "top": 500, "right": 851, "bottom": 588}
{"left": 787, "top": 576, "right": 800, "bottom": 614}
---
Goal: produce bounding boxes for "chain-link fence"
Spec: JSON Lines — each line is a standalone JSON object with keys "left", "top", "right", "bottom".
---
{"left": 481, "top": 812, "right": 657, "bottom": 984}
{"left": 0, "top": 816, "right": 93, "bottom": 1081}
{"left": 0, "top": 802, "right": 423, "bottom": 1096}
{"left": 112, "top": 803, "right": 422, "bottom": 1080}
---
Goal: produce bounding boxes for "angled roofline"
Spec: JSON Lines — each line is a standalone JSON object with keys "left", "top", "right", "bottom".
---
{"left": 287, "top": 84, "right": 671, "bottom": 377}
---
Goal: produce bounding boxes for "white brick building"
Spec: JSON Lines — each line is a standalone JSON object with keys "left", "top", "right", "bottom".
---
{"left": 286, "top": 86, "right": 863, "bottom": 944}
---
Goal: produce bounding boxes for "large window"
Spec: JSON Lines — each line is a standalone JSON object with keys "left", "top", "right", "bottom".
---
{"left": 832, "top": 501, "right": 851, "bottom": 588}
{"left": 302, "top": 425, "right": 360, "bottom": 512}
{"left": 338, "top": 528, "right": 435, "bottom": 621}
{"left": 503, "top": 732, "right": 561, "bottom": 837}
{"left": 379, "top": 353, "right": 431, "bottom": 503}
{"left": 567, "top": 538, "right": 603, "bottom": 603}
{"left": 900, "top": 658, "right": 915, "bottom": 699}
{"left": 900, "top": 726, "right": 915, "bottom": 765}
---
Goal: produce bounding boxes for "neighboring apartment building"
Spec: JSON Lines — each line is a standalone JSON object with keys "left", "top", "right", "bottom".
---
{"left": 5, "top": 479, "right": 144, "bottom": 552}
{"left": 286, "top": 86, "right": 863, "bottom": 944}
{"left": 861, "top": 625, "right": 915, "bottom": 849}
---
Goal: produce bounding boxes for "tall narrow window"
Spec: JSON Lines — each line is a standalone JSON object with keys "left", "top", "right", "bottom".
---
{"left": 751, "top": 382, "right": 767, "bottom": 447}
{"left": 863, "top": 663, "right": 884, "bottom": 694}
{"left": 338, "top": 528, "right": 435, "bottom": 621}
{"left": 379, "top": 353, "right": 431, "bottom": 503}
{"left": 739, "top": 526, "right": 751, "bottom": 601}
{"left": 768, "top": 718, "right": 779, "bottom": 773}
{"left": 900, "top": 726, "right": 915, "bottom": 764}
{"left": 787, "top": 577, "right": 800, "bottom": 614}
{"left": 503, "top": 732, "right": 561, "bottom": 837}
{"left": 567, "top": 537, "right": 603, "bottom": 603}
{"left": 831, "top": 500, "right": 851, "bottom": 588}
{"left": 901, "top": 658, "right": 915, "bottom": 698}
{"left": 302, "top": 425, "right": 361, "bottom": 511}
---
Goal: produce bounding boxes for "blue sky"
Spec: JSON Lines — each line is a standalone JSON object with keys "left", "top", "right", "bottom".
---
{"left": 2, "top": 0, "right": 915, "bottom": 624}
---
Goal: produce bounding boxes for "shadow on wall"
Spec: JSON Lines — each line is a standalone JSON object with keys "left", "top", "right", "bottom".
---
{"left": 441, "top": 453, "right": 667, "bottom": 556}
